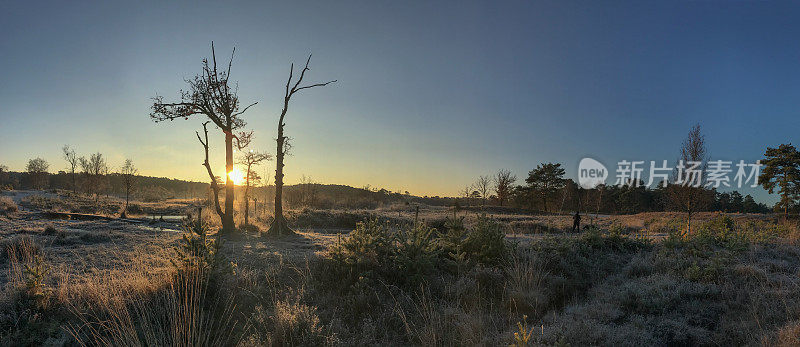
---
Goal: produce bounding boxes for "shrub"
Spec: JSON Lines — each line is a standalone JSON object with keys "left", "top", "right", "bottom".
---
{"left": 688, "top": 215, "right": 776, "bottom": 251}
{"left": 0, "top": 196, "right": 17, "bottom": 215}
{"left": 437, "top": 214, "right": 468, "bottom": 271}
{"left": 395, "top": 223, "right": 439, "bottom": 286}
{"left": 254, "top": 299, "right": 334, "bottom": 346}
{"left": 330, "top": 215, "right": 514, "bottom": 289}
{"left": 172, "top": 221, "right": 233, "bottom": 279}
{"left": 461, "top": 215, "right": 510, "bottom": 266}
{"left": 43, "top": 225, "right": 57, "bottom": 235}
{"left": 23, "top": 255, "right": 51, "bottom": 309}
{"left": 138, "top": 185, "right": 173, "bottom": 202}
{"left": 329, "top": 219, "right": 400, "bottom": 286}
{"left": 581, "top": 224, "right": 648, "bottom": 252}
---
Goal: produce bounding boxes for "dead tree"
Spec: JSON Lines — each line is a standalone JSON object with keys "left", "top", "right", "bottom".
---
{"left": 237, "top": 150, "right": 271, "bottom": 227}
{"left": 196, "top": 122, "right": 224, "bottom": 226}
{"left": 150, "top": 43, "right": 256, "bottom": 235}
{"left": 267, "top": 55, "right": 336, "bottom": 236}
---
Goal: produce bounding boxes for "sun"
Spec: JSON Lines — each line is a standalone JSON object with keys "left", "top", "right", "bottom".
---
{"left": 228, "top": 168, "right": 246, "bottom": 186}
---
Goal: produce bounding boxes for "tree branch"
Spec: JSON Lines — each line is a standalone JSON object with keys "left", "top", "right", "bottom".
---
{"left": 196, "top": 121, "right": 224, "bottom": 218}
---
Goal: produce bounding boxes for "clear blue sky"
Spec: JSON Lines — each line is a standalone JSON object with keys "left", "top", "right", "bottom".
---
{"left": 1, "top": 1, "right": 798, "bottom": 203}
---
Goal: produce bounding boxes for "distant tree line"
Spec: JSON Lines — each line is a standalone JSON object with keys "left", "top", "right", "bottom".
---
{"left": 0, "top": 147, "right": 209, "bottom": 206}
{"left": 459, "top": 168, "right": 771, "bottom": 215}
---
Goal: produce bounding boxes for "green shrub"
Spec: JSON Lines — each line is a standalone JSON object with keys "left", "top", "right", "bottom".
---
{"left": 462, "top": 215, "right": 510, "bottom": 266}
{"left": 23, "top": 255, "right": 51, "bottom": 309}
{"left": 330, "top": 215, "right": 514, "bottom": 289}
{"left": 329, "top": 219, "right": 397, "bottom": 286}
{"left": 689, "top": 215, "right": 773, "bottom": 251}
{"left": 172, "top": 221, "right": 233, "bottom": 278}
{"left": 395, "top": 223, "right": 439, "bottom": 286}
{"left": 581, "top": 224, "right": 647, "bottom": 251}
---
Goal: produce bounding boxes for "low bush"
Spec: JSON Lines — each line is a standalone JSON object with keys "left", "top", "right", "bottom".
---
{"left": 43, "top": 225, "right": 57, "bottom": 235}
{"left": 172, "top": 221, "right": 234, "bottom": 280}
{"left": 137, "top": 185, "right": 173, "bottom": 202}
{"left": 330, "top": 215, "right": 513, "bottom": 290}
{"left": 0, "top": 196, "right": 18, "bottom": 215}
{"left": 287, "top": 208, "right": 405, "bottom": 229}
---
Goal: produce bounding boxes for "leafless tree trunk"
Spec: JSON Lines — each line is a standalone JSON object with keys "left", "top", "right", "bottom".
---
{"left": 79, "top": 153, "right": 108, "bottom": 205}
{"left": 238, "top": 150, "right": 270, "bottom": 227}
{"left": 151, "top": 43, "right": 256, "bottom": 235}
{"left": 120, "top": 159, "right": 137, "bottom": 217}
{"left": 196, "top": 122, "right": 225, "bottom": 221}
{"left": 266, "top": 55, "right": 336, "bottom": 236}
{"left": 62, "top": 145, "right": 78, "bottom": 193}
{"left": 667, "top": 123, "right": 711, "bottom": 237}
{"left": 460, "top": 184, "right": 473, "bottom": 207}
{"left": 475, "top": 175, "right": 491, "bottom": 208}
{"left": 493, "top": 169, "right": 516, "bottom": 207}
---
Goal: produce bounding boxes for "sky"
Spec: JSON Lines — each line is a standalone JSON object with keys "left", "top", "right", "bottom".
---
{"left": 1, "top": 1, "right": 799, "bottom": 203}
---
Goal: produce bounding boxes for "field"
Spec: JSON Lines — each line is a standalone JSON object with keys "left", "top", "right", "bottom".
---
{"left": 2, "top": 189, "right": 800, "bottom": 346}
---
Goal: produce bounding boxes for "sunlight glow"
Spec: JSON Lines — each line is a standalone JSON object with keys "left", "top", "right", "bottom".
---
{"left": 228, "top": 168, "right": 245, "bottom": 186}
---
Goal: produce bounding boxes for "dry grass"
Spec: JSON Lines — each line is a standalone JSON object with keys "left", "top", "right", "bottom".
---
{"left": 0, "top": 197, "right": 17, "bottom": 216}
{"left": 2, "top": 190, "right": 800, "bottom": 345}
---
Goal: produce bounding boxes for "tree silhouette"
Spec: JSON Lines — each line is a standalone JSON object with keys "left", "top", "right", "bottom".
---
{"left": 266, "top": 55, "right": 336, "bottom": 236}
{"left": 150, "top": 43, "right": 256, "bottom": 235}
{"left": 667, "top": 124, "right": 712, "bottom": 236}
{"left": 759, "top": 143, "right": 800, "bottom": 219}
{"left": 526, "top": 162, "right": 566, "bottom": 212}
{"left": 237, "top": 150, "right": 271, "bottom": 227}
{"left": 493, "top": 169, "right": 516, "bottom": 207}
{"left": 474, "top": 175, "right": 491, "bottom": 208}
{"left": 62, "top": 145, "right": 78, "bottom": 193}
{"left": 120, "top": 159, "right": 138, "bottom": 217}
{"left": 79, "top": 153, "right": 108, "bottom": 204}
{"left": 26, "top": 158, "right": 49, "bottom": 190}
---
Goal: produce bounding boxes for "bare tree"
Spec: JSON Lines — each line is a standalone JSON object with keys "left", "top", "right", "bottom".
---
{"left": 494, "top": 169, "right": 516, "bottom": 207}
{"left": 150, "top": 43, "right": 256, "bottom": 235}
{"left": 667, "top": 124, "right": 712, "bottom": 236}
{"left": 79, "top": 153, "right": 108, "bottom": 203}
{"left": 460, "top": 184, "right": 473, "bottom": 207}
{"left": 267, "top": 55, "right": 336, "bottom": 236}
{"left": 299, "top": 175, "right": 319, "bottom": 208}
{"left": 120, "top": 159, "right": 138, "bottom": 217}
{"left": 237, "top": 150, "right": 271, "bottom": 227}
{"left": 26, "top": 158, "right": 49, "bottom": 190}
{"left": 475, "top": 175, "right": 491, "bottom": 207}
{"left": 62, "top": 145, "right": 79, "bottom": 192}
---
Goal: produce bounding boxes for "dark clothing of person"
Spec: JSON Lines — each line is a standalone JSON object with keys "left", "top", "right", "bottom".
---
{"left": 572, "top": 212, "right": 581, "bottom": 233}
